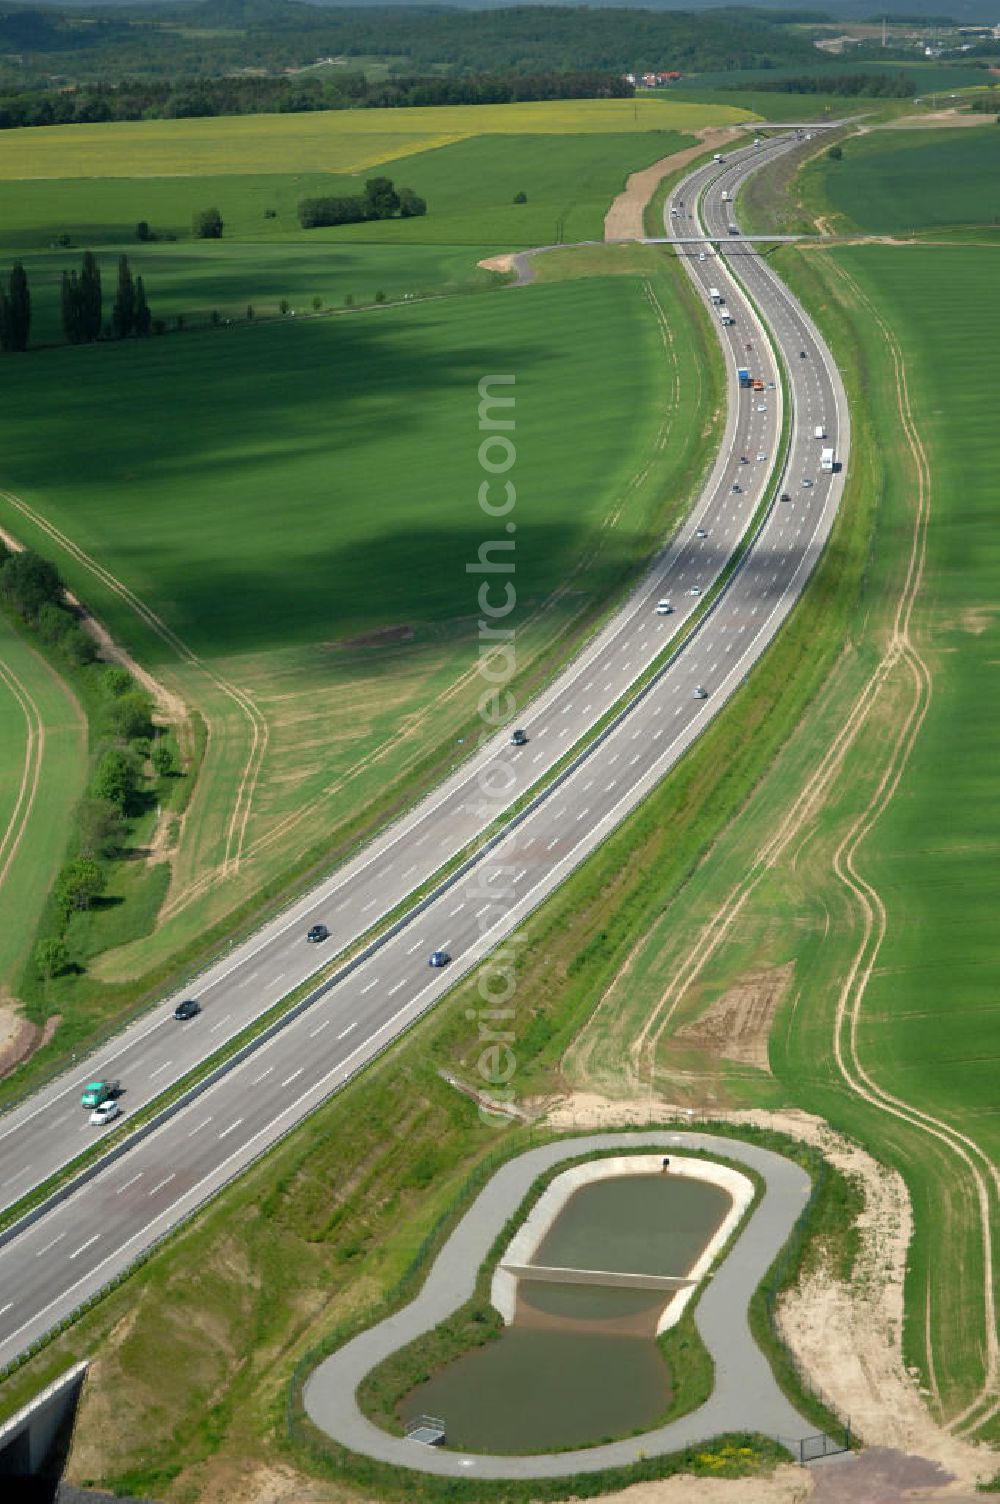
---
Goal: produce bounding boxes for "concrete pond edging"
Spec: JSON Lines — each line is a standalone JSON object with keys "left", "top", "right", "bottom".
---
{"left": 302, "top": 1131, "right": 822, "bottom": 1480}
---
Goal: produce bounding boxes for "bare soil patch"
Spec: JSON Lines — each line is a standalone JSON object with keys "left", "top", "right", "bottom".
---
{"left": 477, "top": 252, "right": 518, "bottom": 275}
{"left": 884, "top": 110, "right": 993, "bottom": 130}
{"left": 329, "top": 624, "right": 414, "bottom": 650}
{"left": 674, "top": 962, "right": 793, "bottom": 1072}
{"left": 604, "top": 125, "right": 745, "bottom": 242}
{"left": 539, "top": 1094, "right": 994, "bottom": 1491}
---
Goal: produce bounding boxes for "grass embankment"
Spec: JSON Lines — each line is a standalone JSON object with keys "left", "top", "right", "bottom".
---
{"left": 562, "top": 233, "right": 1000, "bottom": 1431}
{"left": 0, "top": 613, "right": 86, "bottom": 988}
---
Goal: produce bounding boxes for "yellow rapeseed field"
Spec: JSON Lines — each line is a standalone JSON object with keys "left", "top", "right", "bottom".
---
{"left": 0, "top": 98, "right": 752, "bottom": 181}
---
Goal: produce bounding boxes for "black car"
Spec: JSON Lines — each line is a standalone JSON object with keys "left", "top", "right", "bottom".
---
{"left": 174, "top": 998, "right": 200, "bottom": 1021}
{"left": 509, "top": 728, "right": 528, "bottom": 747}
{"left": 307, "top": 923, "right": 330, "bottom": 943}
{"left": 800, "top": 350, "right": 807, "bottom": 358}
{"left": 780, "top": 492, "right": 792, "bottom": 503}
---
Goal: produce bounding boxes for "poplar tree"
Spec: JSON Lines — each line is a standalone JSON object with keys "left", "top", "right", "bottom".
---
{"left": 79, "top": 251, "right": 102, "bottom": 341}
{"left": 112, "top": 254, "right": 135, "bottom": 338}
{"left": 134, "top": 276, "right": 151, "bottom": 336}
{"left": 0, "top": 261, "right": 30, "bottom": 352}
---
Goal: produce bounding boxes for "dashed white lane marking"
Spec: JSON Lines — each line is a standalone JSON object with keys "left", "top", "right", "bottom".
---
{"left": 116, "top": 1172, "right": 143, "bottom": 1196}
{"left": 69, "top": 1234, "right": 100, "bottom": 1261}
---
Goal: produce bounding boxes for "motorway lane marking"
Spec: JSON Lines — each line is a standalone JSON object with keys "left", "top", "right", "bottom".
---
{"left": 388, "top": 981, "right": 404, "bottom": 996}
{"left": 450, "top": 902, "right": 465, "bottom": 915}
{"left": 337, "top": 1022, "right": 358, "bottom": 1039}
{"left": 188, "top": 1117, "right": 212, "bottom": 1136}
{"left": 149, "top": 1061, "right": 172, "bottom": 1079}
{"left": 406, "top": 940, "right": 423, "bottom": 953}
{"left": 0, "top": 1303, "right": 12, "bottom": 1317}
{"left": 2, "top": 1166, "right": 31, "bottom": 1187}
{"left": 309, "top": 1019, "right": 331, "bottom": 1038}
{"left": 209, "top": 1014, "right": 231, "bottom": 1034}
{"left": 361, "top": 900, "right": 377, "bottom": 913}
{"left": 218, "top": 1119, "right": 243, "bottom": 1139}
{"left": 69, "top": 1234, "right": 99, "bottom": 1261}
{"left": 148, "top": 1173, "right": 176, "bottom": 1198}
{"left": 282, "top": 1069, "right": 304, "bottom": 1087}
{"left": 360, "top": 979, "right": 378, "bottom": 994}
{"left": 576, "top": 808, "right": 590, "bottom": 822}
{"left": 116, "top": 1172, "right": 144, "bottom": 1196}
{"left": 244, "top": 971, "right": 259, "bottom": 983}
{"left": 35, "top": 1233, "right": 64, "bottom": 1257}
{"left": 251, "top": 1067, "right": 273, "bottom": 1084}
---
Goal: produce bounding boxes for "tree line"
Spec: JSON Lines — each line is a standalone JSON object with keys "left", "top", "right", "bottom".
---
{"left": 0, "top": 538, "right": 178, "bottom": 984}
{"left": 0, "top": 3, "right": 825, "bottom": 91}
{"left": 742, "top": 71, "right": 918, "bottom": 97}
{"left": 299, "top": 176, "right": 426, "bottom": 230}
{"left": 0, "top": 68, "right": 633, "bottom": 131}
{"left": 0, "top": 263, "right": 30, "bottom": 352}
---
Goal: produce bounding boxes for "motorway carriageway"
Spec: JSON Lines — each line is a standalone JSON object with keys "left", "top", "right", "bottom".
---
{"left": 0, "top": 131, "right": 847, "bottom": 1369}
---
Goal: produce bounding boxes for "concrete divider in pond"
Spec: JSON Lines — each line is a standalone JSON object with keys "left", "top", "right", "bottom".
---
{"left": 301, "top": 1132, "right": 824, "bottom": 1479}
{"left": 492, "top": 1153, "right": 754, "bottom": 1332}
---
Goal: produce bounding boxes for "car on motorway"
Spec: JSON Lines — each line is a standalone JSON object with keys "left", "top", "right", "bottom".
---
{"left": 688, "top": 585, "right": 702, "bottom": 597}
{"left": 306, "top": 924, "right": 329, "bottom": 944}
{"left": 698, "top": 252, "right": 707, "bottom": 261}
{"left": 780, "top": 491, "right": 792, "bottom": 502}
{"left": 800, "top": 350, "right": 807, "bottom": 358}
{"left": 767, "top": 381, "right": 775, "bottom": 389}
{"left": 739, "top": 455, "right": 749, "bottom": 465}
{"left": 429, "top": 950, "right": 451, "bottom": 968}
{"left": 801, "top": 477, "right": 814, "bottom": 488}
{"left": 89, "top": 1100, "right": 121, "bottom": 1127}
{"left": 655, "top": 599, "right": 673, "bottom": 615}
{"left": 173, "top": 998, "right": 201, "bottom": 1020}
{"left": 756, "top": 451, "right": 767, "bottom": 462}
{"left": 695, "top": 527, "right": 707, "bottom": 538}
{"left": 80, "top": 1079, "right": 119, "bottom": 1108}
{"left": 731, "top": 482, "right": 741, "bottom": 493}
{"left": 693, "top": 685, "right": 709, "bottom": 700}
{"left": 756, "top": 403, "right": 767, "bottom": 413}
{"left": 509, "top": 728, "right": 528, "bottom": 746}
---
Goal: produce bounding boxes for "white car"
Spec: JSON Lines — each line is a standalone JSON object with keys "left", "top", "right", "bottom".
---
{"left": 90, "top": 1099, "right": 121, "bottom": 1127}
{"left": 756, "top": 403, "right": 767, "bottom": 412}
{"left": 801, "top": 477, "right": 814, "bottom": 488}
{"left": 756, "top": 452, "right": 767, "bottom": 462}
{"left": 698, "top": 252, "right": 707, "bottom": 261}
{"left": 693, "top": 685, "right": 708, "bottom": 700}
{"left": 655, "top": 599, "right": 673, "bottom": 615}
{"left": 695, "top": 527, "right": 707, "bottom": 538}
{"left": 688, "top": 585, "right": 702, "bottom": 597}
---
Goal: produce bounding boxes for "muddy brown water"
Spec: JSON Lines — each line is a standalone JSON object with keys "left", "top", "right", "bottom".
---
{"left": 399, "top": 1170, "right": 731, "bottom": 1453}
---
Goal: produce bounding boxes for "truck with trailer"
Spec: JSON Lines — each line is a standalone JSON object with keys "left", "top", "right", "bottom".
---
{"left": 820, "top": 446, "right": 835, "bottom": 472}
{"left": 737, "top": 367, "right": 752, "bottom": 388}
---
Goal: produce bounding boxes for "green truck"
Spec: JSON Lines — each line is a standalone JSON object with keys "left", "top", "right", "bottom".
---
{"left": 80, "top": 1079, "right": 119, "bottom": 1108}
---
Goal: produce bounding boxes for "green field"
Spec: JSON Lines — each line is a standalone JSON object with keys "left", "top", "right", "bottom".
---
{"left": 0, "top": 98, "right": 749, "bottom": 182}
{"left": 0, "top": 614, "right": 87, "bottom": 990}
{"left": 808, "top": 123, "right": 1000, "bottom": 234}
{"left": 0, "top": 257, "right": 720, "bottom": 1003}
{"left": 559, "top": 236, "right": 1000, "bottom": 1428}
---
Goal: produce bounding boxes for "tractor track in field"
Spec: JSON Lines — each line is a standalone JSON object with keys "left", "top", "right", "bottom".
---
{"left": 0, "top": 488, "right": 267, "bottom": 882}
{"left": 598, "top": 253, "right": 998, "bottom": 1434}
{"left": 0, "top": 656, "right": 45, "bottom": 897}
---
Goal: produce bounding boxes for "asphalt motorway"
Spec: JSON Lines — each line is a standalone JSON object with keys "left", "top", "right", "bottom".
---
{"left": 0, "top": 131, "right": 848, "bottom": 1369}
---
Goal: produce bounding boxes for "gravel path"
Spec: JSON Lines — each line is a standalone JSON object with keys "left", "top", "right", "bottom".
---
{"left": 303, "top": 1132, "right": 821, "bottom": 1479}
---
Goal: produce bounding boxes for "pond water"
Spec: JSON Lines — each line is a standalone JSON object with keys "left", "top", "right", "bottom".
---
{"left": 398, "top": 1168, "right": 732, "bottom": 1453}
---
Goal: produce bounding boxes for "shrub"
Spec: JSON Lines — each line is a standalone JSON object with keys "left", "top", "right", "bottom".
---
{"left": 193, "top": 207, "right": 223, "bottom": 239}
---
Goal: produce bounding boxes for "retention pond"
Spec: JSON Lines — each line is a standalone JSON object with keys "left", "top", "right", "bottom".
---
{"left": 399, "top": 1167, "right": 732, "bottom": 1453}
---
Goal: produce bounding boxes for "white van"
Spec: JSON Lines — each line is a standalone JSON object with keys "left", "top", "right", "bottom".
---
{"left": 814, "top": 424, "right": 826, "bottom": 440}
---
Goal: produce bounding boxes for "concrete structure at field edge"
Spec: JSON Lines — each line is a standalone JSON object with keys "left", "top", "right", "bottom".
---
{"left": 0, "top": 1361, "right": 87, "bottom": 1477}
{"left": 303, "top": 1132, "right": 821, "bottom": 1480}
{"left": 493, "top": 1153, "right": 755, "bottom": 1334}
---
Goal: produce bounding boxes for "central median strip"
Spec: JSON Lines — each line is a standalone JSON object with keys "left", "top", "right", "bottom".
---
{"left": 0, "top": 157, "right": 797, "bottom": 1265}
